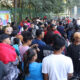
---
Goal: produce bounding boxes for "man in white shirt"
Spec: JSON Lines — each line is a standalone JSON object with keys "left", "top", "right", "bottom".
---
{"left": 42, "top": 35, "right": 74, "bottom": 80}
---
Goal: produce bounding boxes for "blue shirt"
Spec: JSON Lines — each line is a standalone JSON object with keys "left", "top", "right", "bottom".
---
{"left": 32, "top": 39, "right": 46, "bottom": 61}
{"left": 57, "top": 26, "right": 64, "bottom": 35}
{"left": 32, "top": 39, "right": 46, "bottom": 48}
{"left": 13, "top": 44, "right": 20, "bottom": 56}
{"left": 25, "top": 62, "right": 43, "bottom": 80}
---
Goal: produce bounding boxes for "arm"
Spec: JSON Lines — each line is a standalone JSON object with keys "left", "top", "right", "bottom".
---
{"left": 43, "top": 73, "right": 49, "bottom": 80}
{"left": 66, "top": 46, "right": 72, "bottom": 57}
{"left": 68, "top": 73, "right": 73, "bottom": 80}
{"left": 30, "top": 44, "right": 38, "bottom": 48}
{"left": 42, "top": 58, "right": 49, "bottom": 80}
{"left": 67, "top": 58, "right": 74, "bottom": 80}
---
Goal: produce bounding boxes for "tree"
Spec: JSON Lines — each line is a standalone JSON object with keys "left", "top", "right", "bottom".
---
{"left": 65, "top": 0, "right": 80, "bottom": 9}
{"left": 51, "top": 0, "right": 64, "bottom": 14}
{"left": 14, "top": 0, "right": 17, "bottom": 25}
{"left": 64, "top": 0, "right": 80, "bottom": 16}
{"left": 23, "top": 0, "right": 64, "bottom": 17}
{"left": 0, "top": 0, "right": 65, "bottom": 23}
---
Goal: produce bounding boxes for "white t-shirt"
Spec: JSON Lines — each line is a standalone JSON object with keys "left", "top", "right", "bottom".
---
{"left": 77, "top": 19, "right": 80, "bottom": 26}
{"left": 42, "top": 54, "right": 73, "bottom": 80}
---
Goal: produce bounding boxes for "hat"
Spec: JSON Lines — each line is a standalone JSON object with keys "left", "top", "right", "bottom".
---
{"left": 50, "top": 24, "right": 56, "bottom": 28}
{"left": 74, "top": 32, "right": 80, "bottom": 39}
{"left": 44, "top": 16, "right": 47, "bottom": 19}
{"left": 36, "top": 19, "right": 41, "bottom": 22}
{"left": 11, "top": 30, "right": 18, "bottom": 37}
{"left": 36, "top": 29, "right": 43, "bottom": 37}
{"left": 0, "top": 34, "right": 10, "bottom": 42}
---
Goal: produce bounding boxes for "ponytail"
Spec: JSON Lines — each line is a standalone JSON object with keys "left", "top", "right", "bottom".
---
{"left": 23, "top": 53, "right": 29, "bottom": 75}
{"left": 23, "top": 48, "right": 37, "bottom": 75}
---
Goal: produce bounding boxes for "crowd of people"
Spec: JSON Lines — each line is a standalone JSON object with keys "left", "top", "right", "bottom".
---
{"left": 0, "top": 16, "right": 80, "bottom": 80}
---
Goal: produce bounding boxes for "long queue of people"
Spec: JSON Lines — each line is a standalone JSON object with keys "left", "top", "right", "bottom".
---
{"left": 0, "top": 16, "right": 80, "bottom": 80}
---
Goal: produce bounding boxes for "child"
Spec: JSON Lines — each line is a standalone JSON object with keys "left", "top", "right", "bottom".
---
{"left": 19, "top": 31, "right": 33, "bottom": 59}
{"left": 23, "top": 48, "right": 43, "bottom": 80}
{"left": 13, "top": 38, "right": 20, "bottom": 56}
{"left": 13, "top": 38, "right": 22, "bottom": 62}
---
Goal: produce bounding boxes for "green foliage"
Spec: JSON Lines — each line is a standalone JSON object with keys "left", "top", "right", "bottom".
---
{"left": 65, "top": 0, "right": 80, "bottom": 9}
{"left": 52, "top": 0, "right": 64, "bottom": 14}
{"left": 23, "top": 0, "right": 64, "bottom": 14}
{"left": 0, "top": 0, "right": 65, "bottom": 24}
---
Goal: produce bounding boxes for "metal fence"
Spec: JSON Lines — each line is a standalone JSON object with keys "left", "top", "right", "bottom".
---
{"left": 0, "top": 1, "right": 51, "bottom": 25}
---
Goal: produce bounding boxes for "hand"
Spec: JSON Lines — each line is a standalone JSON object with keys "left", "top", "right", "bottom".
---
{"left": 31, "top": 44, "right": 38, "bottom": 48}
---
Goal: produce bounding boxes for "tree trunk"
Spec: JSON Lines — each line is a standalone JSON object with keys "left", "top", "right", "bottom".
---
{"left": 29, "top": 0, "right": 31, "bottom": 19}
{"left": 19, "top": 0, "right": 23, "bottom": 22}
{"left": 35, "top": 7, "right": 37, "bottom": 17}
{"left": 21, "top": 0, "right": 23, "bottom": 21}
{"left": 14, "top": 0, "right": 17, "bottom": 25}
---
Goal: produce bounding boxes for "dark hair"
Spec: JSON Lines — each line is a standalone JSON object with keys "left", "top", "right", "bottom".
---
{"left": 13, "top": 38, "right": 20, "bottom": 45}
{"left": 11, "top": 22, "right": 15, "bottom": 27}
{"left": 63, "top": 33, "right": 67, "bottom": 39}
{"left": 7, "top": 22, "right": 10, "bottom": 24}
{"left": 23, "top": 48, "right": 37, "bottom": 75}
{"left": 25, "top": 17, "right": 28, "bottom": 20}
{"left": 44, "top": 31, "right": 54, "bottom": 44}
{"left": 10, "top": 30, "right": 18, "bottom": 37}
{"left": 44, "top": 23, "right": 48, "bottom": 28}
{"left": 59, "top": 21, "right": 62, "bottom": 25}
{"left": 10, "top": 22, "right": 18, "bottom": 30}
{"left": 0, "top": 34, "right": 10, "bottom": 42}
{"left": 22, "top": 31, "right": 33, "bottom": 43}
{"left": 36, "top": 29, "right": 43, "bottom": 37}
{"left": 50, "top": 24, "right": 56, "bottom": 29}
{"left": 23, "top": 25, "right": 28, "bottom": 30}
{"left": 47, "top": 20, "right": 51, "bottom": 25}
{"left": 70, "top": 33, "right": 75, "bottom": 42}
{"left": 53, "top": 34, "right": 65, "bottom": 50}
{"left": 75, "top": 26, "right": 80, "bottom": 31}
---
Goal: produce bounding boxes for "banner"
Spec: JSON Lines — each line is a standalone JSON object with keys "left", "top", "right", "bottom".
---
{"left": 0, "top": 11, "right": 11, "bottom": 26}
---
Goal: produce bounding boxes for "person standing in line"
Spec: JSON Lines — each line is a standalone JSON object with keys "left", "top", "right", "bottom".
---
{"left": 42, "top": 35, "right": 73, "bottom": 80}
{"left": 32, "top": 29, "right": 46, "bottom": 61}
{"left": 23, "top": 48, "right": 43, "bottom": 80}
{"left": 50, "top": 24, "right": 61, "bottom": 36}
{"left": 57, "top": 21, "right": 65, "bottom": 36}
{"left": 67, "top": 32, "right": 80, "bottom": 75}
{"left": 19, "top": 31, "right": 33, "bottom": 59}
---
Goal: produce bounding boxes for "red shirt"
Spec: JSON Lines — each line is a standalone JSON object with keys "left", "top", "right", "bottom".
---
{"left": 0, "top": 43, "right": 17, "bottom": 64}
{"left": 53, "top": 30, "right": 61, "bottom": 36}
{"left": 44, "top": 31, "right": 47, "bottom": 36}
{"left": 20, "top": 20, "right": 24, "bottom": 27}
{"left": 44, "top": 30, "right": 61, "bottom": 36}
{"left": 24, "top": 21, "right": 28, "bottom": 24}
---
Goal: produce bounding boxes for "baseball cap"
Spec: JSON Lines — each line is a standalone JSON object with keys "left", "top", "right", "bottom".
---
{"left": 50, "top": 24, "right": 56, "bottom": 28}
{"left": 0, "top": 34, "right": 10, "bottom": 42}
